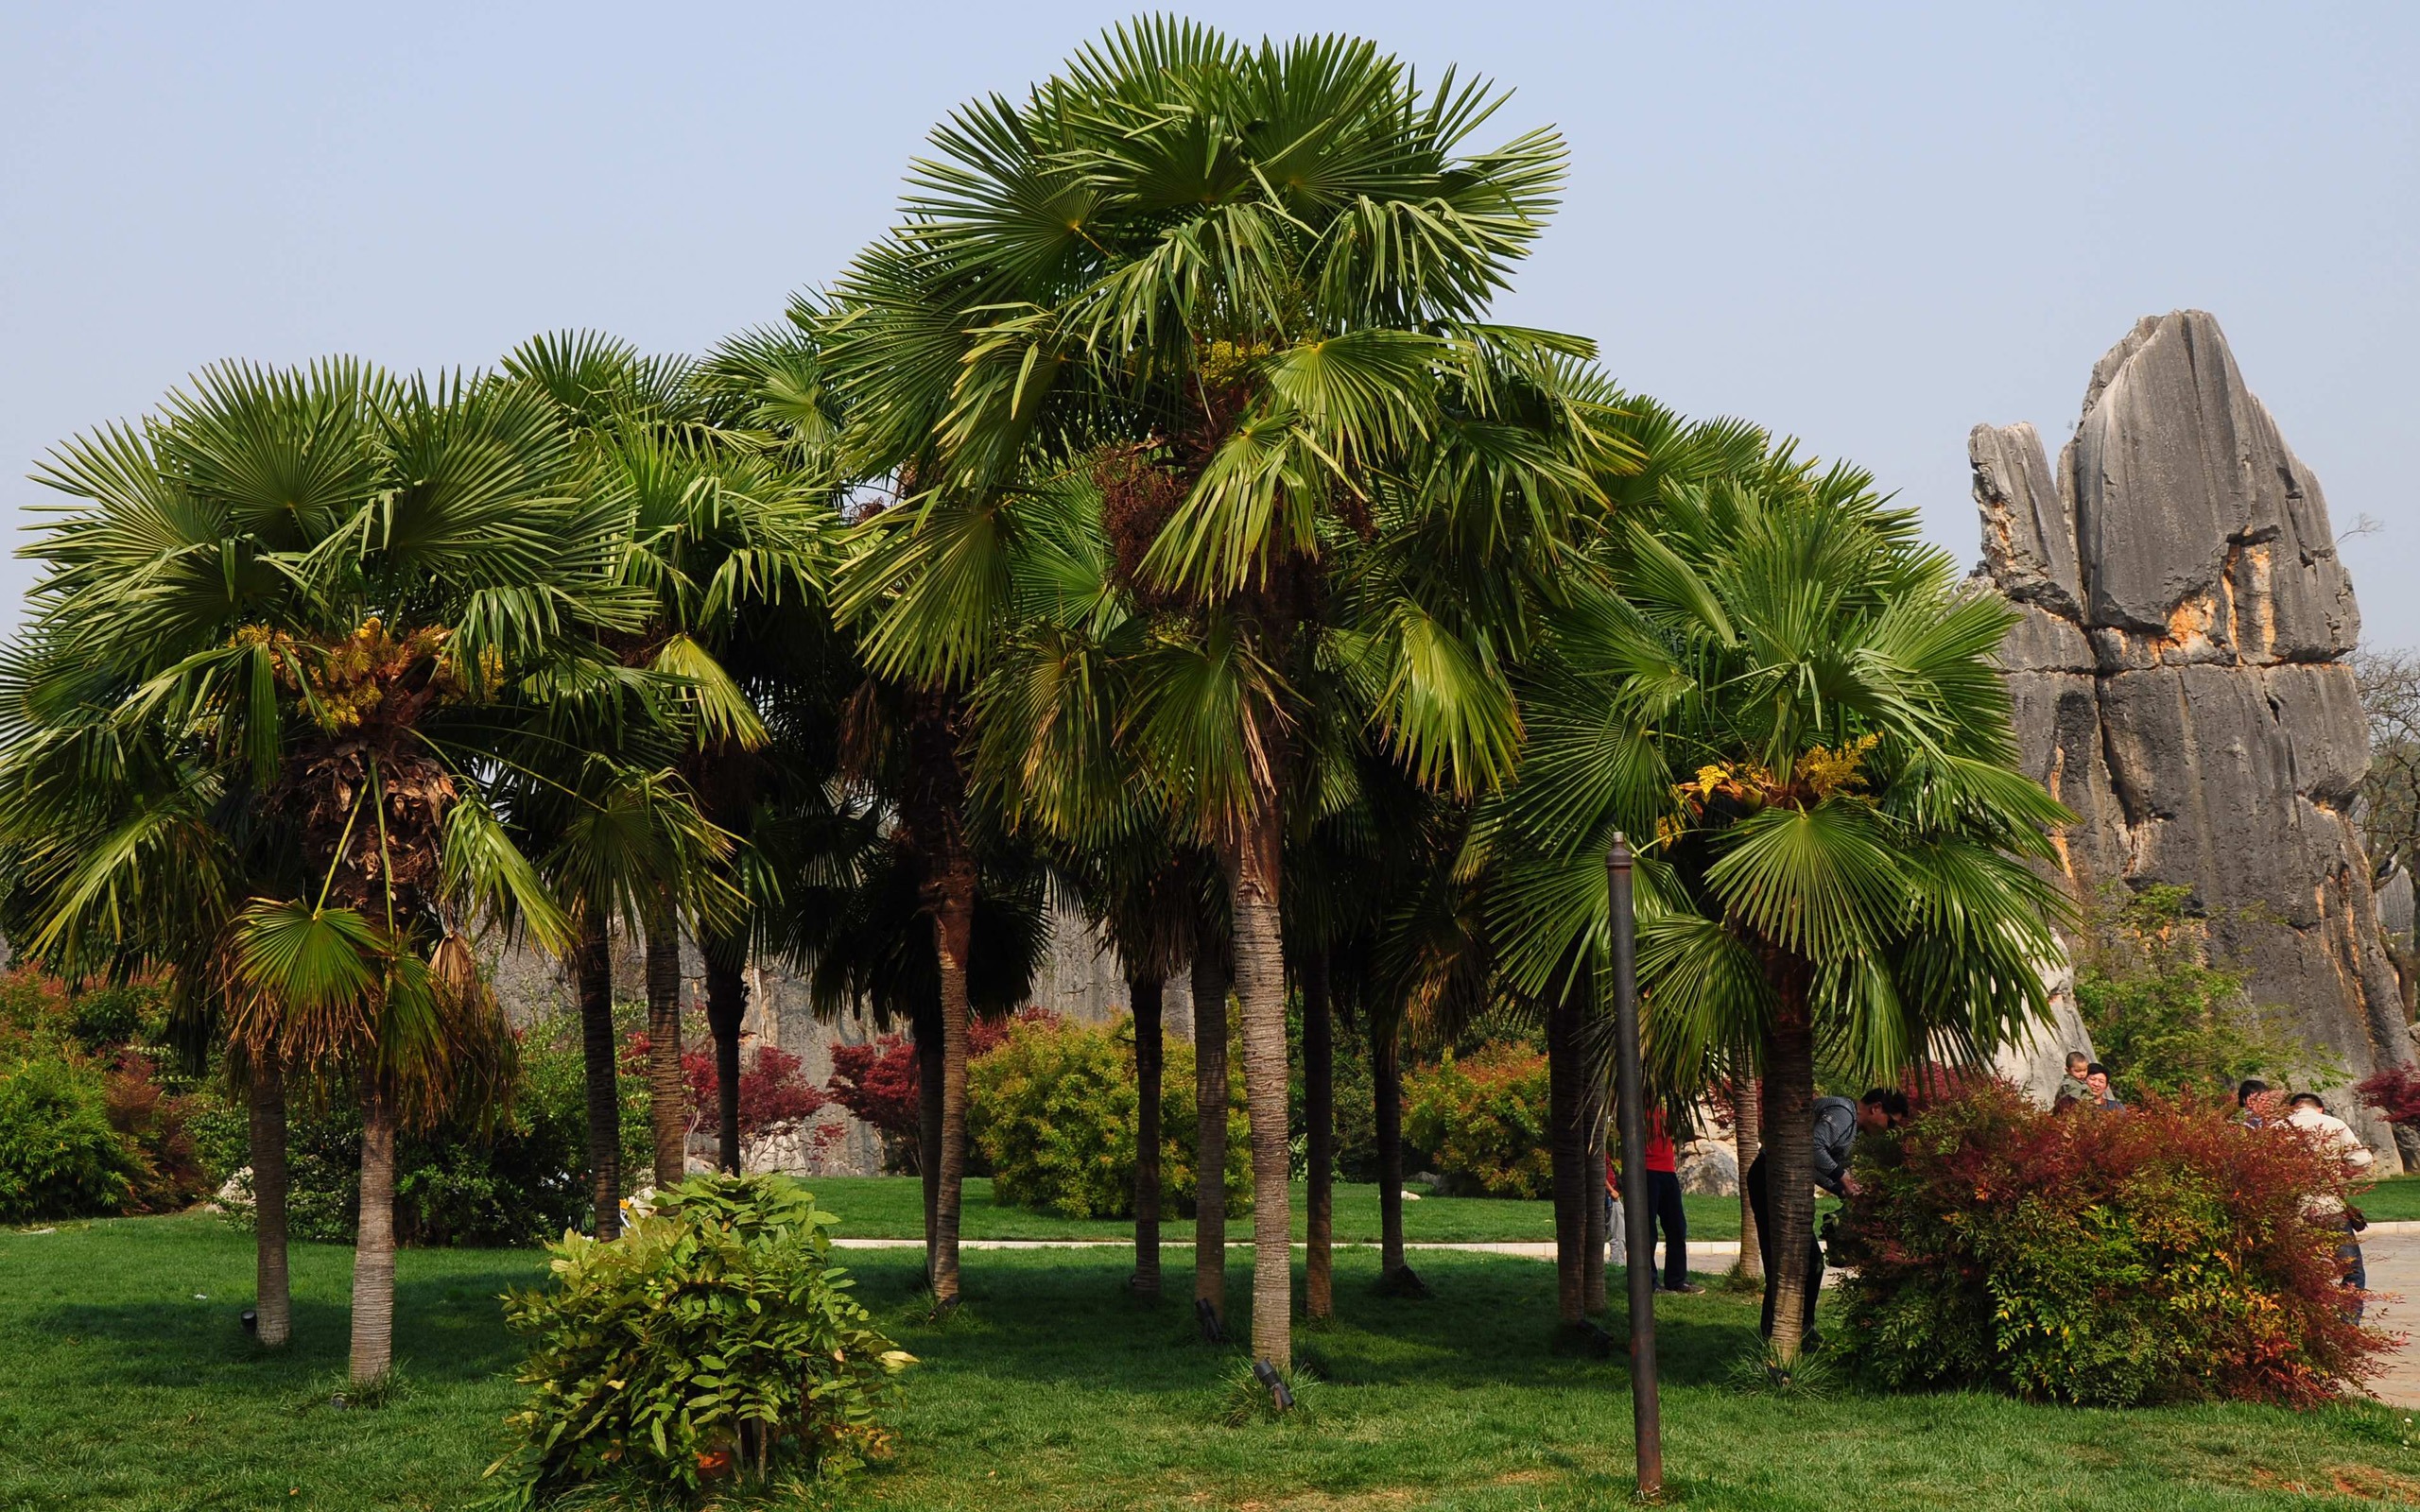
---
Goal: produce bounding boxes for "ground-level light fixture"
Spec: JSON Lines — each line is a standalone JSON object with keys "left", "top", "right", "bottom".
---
{"left": 1252, "top": 1358, "right": 1295, "bottom": 1411}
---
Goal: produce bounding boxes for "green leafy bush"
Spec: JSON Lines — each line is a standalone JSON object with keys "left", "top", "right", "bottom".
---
{"left": 489, "top": 1174, "right": 909, "bottom": 1504}
{"left": 1402, "top": 1042, "right": 1551, "bottom": 1198}
{"left": 1834, "top": 1081, "right": 2386, "bottom": 1406}
{"left": 0, "top": 1051, "right": 144, "bottom": 1221}
{"left": 968, "top": 1013, "right": 1250, "bottom": 1219}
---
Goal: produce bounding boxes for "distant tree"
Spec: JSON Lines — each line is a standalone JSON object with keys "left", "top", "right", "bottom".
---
{"left": 2073, "top": 884, "right": 2338, "bottom": 1101}
{"left": 2355, "top": 648, "right": 2420, "bottom": 879}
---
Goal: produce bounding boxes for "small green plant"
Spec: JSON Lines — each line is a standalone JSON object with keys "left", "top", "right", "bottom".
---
{"left": 1725, "top": 1339, "right": 1844, "bottom": 1399}
{"left": 487, "top": 1174, "right": 911, "bottom": 1506}
{"left": 1402, "top": 1042, "right": 1551, "bottom": 1198}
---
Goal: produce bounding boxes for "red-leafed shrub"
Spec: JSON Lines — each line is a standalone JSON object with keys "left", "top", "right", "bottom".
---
{"left": 1898, "top": 1059, "right": 1976, "bottom": 1111}
{"left": 826, "top": 1035, "right": 920, "bottom": 1162}
{"left": 625, "top": 1031, "right": 837, "bottom": 1163}
{"left": 2357, "top": 1063, "right": 2420, "bottom": 1125}
{"left": 103, "top": 1049, "right": 209, "bottom": 1212}
{"left": 823, "top": 1009, "right": 1061, "bottom": 1174}
{"left": 1834, "top": 1082, "right": 2385, "bottom": 1406}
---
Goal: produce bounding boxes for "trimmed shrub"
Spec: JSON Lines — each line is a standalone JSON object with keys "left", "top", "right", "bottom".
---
{"left": 490, "top": 1175, "right": 909, "bottom": 1503}
{"left": 1402, "top": 1042, "right": 1551, "bottom": 1198}
{"left": 0, "top": 1051, "right": 144, "bottom": 1221}
{"left": 1834, "top": 1081, "right": 2386, "bottom": 1406}
{"left": 968, "top": 1013, "right": 1250, "bottom": 1219}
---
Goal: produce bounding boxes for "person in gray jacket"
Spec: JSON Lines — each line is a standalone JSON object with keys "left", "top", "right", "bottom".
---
{"left": 1743, "top": 1088, "right": 1909, "bottom": 1341}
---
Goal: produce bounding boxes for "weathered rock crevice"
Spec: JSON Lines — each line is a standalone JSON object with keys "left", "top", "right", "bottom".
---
{"left": 1973, "top": 310, "right": 2416, "bottom": 1162}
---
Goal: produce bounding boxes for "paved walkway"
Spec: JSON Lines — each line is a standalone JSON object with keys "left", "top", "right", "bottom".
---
{"left": 2361, "top": 1231, "right": 2420, "bottom": 1408}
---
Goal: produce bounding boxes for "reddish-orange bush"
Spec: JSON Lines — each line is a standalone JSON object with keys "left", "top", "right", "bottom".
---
{"left": 1835, "top": 1081, "right": 2385, "bottom": 1406}
{"left": 103, "top": 1050, "right": 209, "bottom": 1212}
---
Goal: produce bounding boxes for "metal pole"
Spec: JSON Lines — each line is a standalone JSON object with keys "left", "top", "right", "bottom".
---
{"left": 1608, "top": 833, "right": 1663, "bottom": 1499}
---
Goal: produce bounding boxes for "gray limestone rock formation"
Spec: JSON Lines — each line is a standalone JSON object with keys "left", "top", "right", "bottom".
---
{"left": 1973, "top": 310, "right": 2414, "bottom": 1161}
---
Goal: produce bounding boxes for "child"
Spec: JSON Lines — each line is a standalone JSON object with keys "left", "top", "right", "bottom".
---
{"left": 2056, "top": 1051, "right": 2092, "bottom": 1106}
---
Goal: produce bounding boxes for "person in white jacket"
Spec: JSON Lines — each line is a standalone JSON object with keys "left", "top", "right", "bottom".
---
{"left": 2285, "top": 1092, "right": 2375, "bottom": 1318}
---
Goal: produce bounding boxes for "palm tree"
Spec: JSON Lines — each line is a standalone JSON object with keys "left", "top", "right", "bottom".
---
{"left": 1493, "top": 442, "right": 2072, "bottom": 1366}
{"left": 821, "top": 19, "right": 1603, "bottom": 1368}
{"left": 0, "top": 734, "right": 301, "bottom": 1340}
{"left": 506, "top": 329, "right": 843, "bottom": 1195}
{"left": 517, "top": 759, "right": 733, "bottom": 1234}
{"left": 9, "top": 359, "right": 616, "bottom": 1383}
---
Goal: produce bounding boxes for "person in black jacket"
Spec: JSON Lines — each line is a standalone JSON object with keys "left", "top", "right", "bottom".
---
{"left": 1744, "top": 1087, "right": 1909, "bottom": 1341}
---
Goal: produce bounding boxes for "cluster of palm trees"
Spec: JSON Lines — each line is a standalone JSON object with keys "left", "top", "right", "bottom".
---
{"left": 0, "top": 18, "right": 2066, "bottom": 1385}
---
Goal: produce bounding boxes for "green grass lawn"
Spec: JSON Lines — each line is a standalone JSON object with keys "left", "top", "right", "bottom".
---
{"left": 804, "top": 1175, "right": 1758, "bottom": 1244}
{"left": 1, "top": 1215, "right": 2411, "bottom": 1510}
{"left": 2360, "top": 1174, "right": 2420, "bottom": 1224}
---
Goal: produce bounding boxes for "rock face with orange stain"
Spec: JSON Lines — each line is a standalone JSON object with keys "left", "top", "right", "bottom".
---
{"left": 1974, "top": 310, "right": 2414, "bottom": 1163}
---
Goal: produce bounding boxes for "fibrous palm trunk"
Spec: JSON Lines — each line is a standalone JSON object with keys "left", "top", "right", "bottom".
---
{"left": 1227, "top": 807, "right": 1292, "bottom": 1368}
{"left": 1735, "top": 1067, "right": 1763, "bottom": 1280}
{"left": 1547, "top": 980, "right": 1585, "bottom": 1326}
{"left": 577, "top": 913, "right": 620, "bottom": 1239}
{"left": 1374, "top": 1012, "right": 1408, "bottom": 1279}
{"left": 348, "top": 1086, "right": 399, "bottom": 1387}
{"left": 645, "top": 903, "right": 686, "bottom": 1192}
{"left": 1764, "top": 957, "right": 1819, "bottom": 1362}
{"left": 1303, "top": 949, "right": 1334, "bottom": 1322}
{"left": 1193, "top": 937, "right": 1229, "bottom": 1323}
{"left": 1131, "top": 972, "right": 1165, "bottom": 1297}
{"left": 926, "top": 851, "right": 977, "bottom": 1307}
{"left": 916, "top": 999, "right": 942, "bottom": 1256}
{"left": 250, "top": 1058, "right": 291, "bottom": 1348}
{"left": 704, "top": 948, "right": 746, "bottom": 1175}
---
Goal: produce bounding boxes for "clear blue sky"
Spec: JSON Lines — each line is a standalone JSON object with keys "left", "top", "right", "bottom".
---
{"left": 5, "top": 2, "right": 2415, "bottom": 640}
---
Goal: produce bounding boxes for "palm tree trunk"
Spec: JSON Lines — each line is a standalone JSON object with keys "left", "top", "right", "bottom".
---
{"left": 1547, "top": 978, "right": 1585, "bottom": 1327}
{"left": 916, "top": 999, "right": 942, "bottom": 1256}
{"left": 1132, "top": 972, "right": 1165, "bottom": 1297}
{"left": 644, "top": 902, "right": 686, "bottom": 1192}
{"left": 1304, "top": 948, "right": 1334, "bottom": 1323}
{"left": 577, "top": 912, "right": 620, "bottom": 1239}
{"left": 250, "top": 1057, "right": 291, "bottom": 1349}
{"left": 1765, "top": 956, "right": 1820, "bottom": 1363}
{"left": 1192, "top": 936, "right": 1229, "bottom": 1323}
{"left": 1374, "top": 1011, "right": 1408, "bottom": 1277}
{"left": 928, "top": 850, "right": 977, "bottom": 1307}
{"left": 1735, "top": 1067, "right": 1763, "bottom": 1280}
{"left": 348, "top": 1086, "right": 399, "bottom": 1387}
{"left": 704, "top": 948, "right": 746, "bottom": 1175}
{"left": 1227, "top": 805, "right": 1293, "bottom": 1369}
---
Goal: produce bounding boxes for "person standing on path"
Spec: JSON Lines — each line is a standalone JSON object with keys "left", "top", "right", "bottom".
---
{"left": 1607, "top": 1108, "right": 1702, "bottom": 1294}
{"left": 1745, "top": 1088, "right": 1908, "bottom": 1342}
{"left": 2285, "top": 1091, "right": 2375, "bottom": 1318}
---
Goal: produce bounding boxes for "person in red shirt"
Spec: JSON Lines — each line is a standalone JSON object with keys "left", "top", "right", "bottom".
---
{"left": 1605, "top": 1108, "right": 1701, "bottom": 1293}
